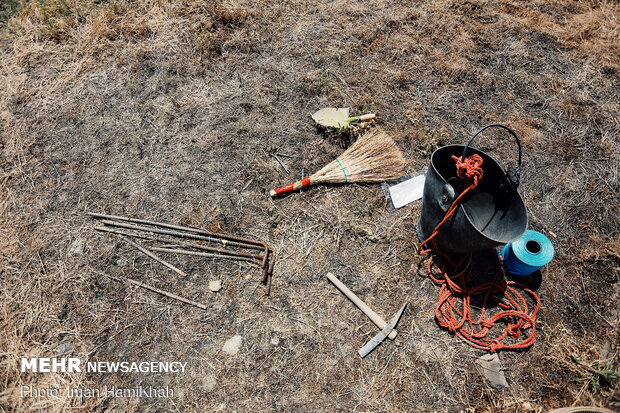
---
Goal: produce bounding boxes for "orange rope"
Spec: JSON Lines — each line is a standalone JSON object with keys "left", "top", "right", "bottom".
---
{"left": 417, "top": 154, "right": 540, "bottom": 352}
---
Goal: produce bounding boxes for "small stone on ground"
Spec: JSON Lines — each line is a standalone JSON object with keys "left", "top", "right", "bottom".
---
{"left": 475, "top": 353, "right": 509, "bottom": 389}
{"left": 209, "top": 280, "right": 222, "bottom": 292}
{"left": 68, "top": 238, "right": 84, "bottom": 255}
{"left": 203, "top": 374, "right": 217, "bottom": 392}
{"left": 222, "top": 335, "right": 242, "bottom": 355}
{"left": 56, "top": 341, "right": 73, "bottom": 354}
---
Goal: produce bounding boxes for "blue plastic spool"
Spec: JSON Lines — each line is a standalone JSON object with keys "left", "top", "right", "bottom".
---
{"left": 501, "top": 230, "right": 554, "bottom": 276}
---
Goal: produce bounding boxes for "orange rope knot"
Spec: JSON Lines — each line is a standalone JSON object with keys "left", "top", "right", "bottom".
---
{"left": 417, "top": 154, "right": 540, "bottom": 353}
{"left": 482, "top": 319, "right": 495, "bottom": 329}
{"left": 451, "top": 154, "right": 483, "bottom": 189}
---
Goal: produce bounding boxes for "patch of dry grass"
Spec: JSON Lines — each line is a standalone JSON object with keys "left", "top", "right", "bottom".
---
{"left": 1, "top": 0, "right": 618, "bottom": 411}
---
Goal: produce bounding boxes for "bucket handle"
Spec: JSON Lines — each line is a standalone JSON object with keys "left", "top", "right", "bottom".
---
{"left": 462, "top": 124, "right": 522, "bottom": 193}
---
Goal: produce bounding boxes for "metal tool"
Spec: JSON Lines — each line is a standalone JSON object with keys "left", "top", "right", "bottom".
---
{"left": 326, "top": 272, "right": 406, "bottom": 357}
{"left": 358, "top": 303, "right": 406, "bottom": 358}
{"left": 89, "top": 212, "right": 275, "bottom": 295}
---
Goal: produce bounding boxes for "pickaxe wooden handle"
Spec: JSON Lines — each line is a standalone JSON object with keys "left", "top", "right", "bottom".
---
{"left": 326, "top": 272, "right": 397, "bottom": 340}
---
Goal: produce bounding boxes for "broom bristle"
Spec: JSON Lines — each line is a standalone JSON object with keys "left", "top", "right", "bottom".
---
{"left": 312, "top": 129, "right": 406, "bottom": 184}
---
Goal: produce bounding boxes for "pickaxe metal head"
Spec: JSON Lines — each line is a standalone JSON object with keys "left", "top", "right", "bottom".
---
{"left": 358, "top": 303, "right": 407, "bottom": 358}
{"left": 325, "top": 273, "right": 407, "bottom": 358}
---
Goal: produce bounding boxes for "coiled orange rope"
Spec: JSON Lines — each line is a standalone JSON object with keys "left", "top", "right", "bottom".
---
{"left": 417, "top": 154, "right": 540, "bottom": 352}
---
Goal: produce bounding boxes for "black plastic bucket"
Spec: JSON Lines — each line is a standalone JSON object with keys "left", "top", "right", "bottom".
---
{"left": 416, "top": 125, "right": 528, "bottom": 254}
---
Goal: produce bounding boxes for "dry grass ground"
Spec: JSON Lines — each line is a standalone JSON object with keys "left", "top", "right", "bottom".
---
{"left": 0, "top": 0, "right": 618, "bottom": 411}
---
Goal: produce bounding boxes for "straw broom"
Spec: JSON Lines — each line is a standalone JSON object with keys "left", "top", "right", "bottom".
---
{"left": 270, "top": 129, "right": 406, "bottom": 197}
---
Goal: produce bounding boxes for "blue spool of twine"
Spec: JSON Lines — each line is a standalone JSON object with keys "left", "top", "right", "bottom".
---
{"left": 501, "top": 230, "right": 554, "bottom": 276}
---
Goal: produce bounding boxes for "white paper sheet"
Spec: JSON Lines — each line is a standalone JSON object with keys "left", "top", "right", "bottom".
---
{"left": 388, "top": 175, "right": 425, "bottom": 209}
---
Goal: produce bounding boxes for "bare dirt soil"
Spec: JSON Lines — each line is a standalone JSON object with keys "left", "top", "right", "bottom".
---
{"left": 1, "top": 0, "right": 618, "bottom": 411}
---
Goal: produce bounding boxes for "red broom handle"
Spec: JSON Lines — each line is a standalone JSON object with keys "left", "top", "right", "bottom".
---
{"left": 270, "top": 176, "right": 312, "bottom": 197}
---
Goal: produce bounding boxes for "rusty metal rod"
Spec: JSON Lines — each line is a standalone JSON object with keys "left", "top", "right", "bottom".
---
{"left": 265, "top": 251, "right": 276, "bottom": 296}
{"left": 98, "top": 219, "right": 262, "bottom": 251}
{"left": 95, "top": 216, "right": 271, "bottom": 269}
{"left": 150, "top": 247, "right": 263, "bottom": 266}
{"left": 88, "top": 212, "right": 264, "bottom": 248}
{"left": 90, "top": 213, "right": 275, "bottom": 295}
{"left": 262, "top": 249, "right": 273, "bottom": 284}
{"left": 116, "top": 235, "right": 187, "bottom": 277}
{"left": 95, "top": 226, "right": 273, "bottom": 286}
{"left": 261, "top": 249, "right": 270, "bottom": 285}
{"left": 89, "top": 212, "right": 272, "bottom": 270}
{"left": 95, "top": 226, "right": 265, "bottom": 261}
{"left": 95, "top": 270, "right": 207, "bottom": 310}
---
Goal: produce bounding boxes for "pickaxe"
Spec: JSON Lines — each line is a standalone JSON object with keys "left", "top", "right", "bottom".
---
{"left": 326, "top": 272, "right": 406, "bottom": 358}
